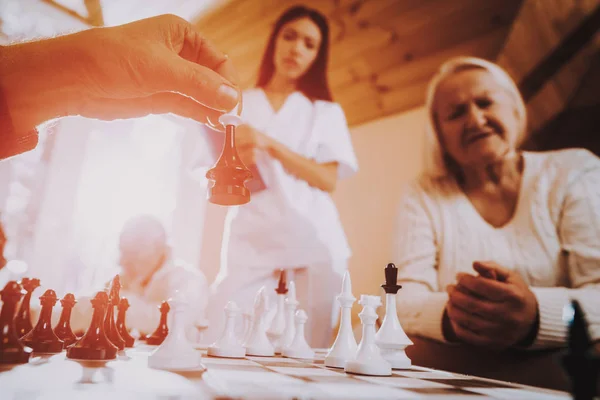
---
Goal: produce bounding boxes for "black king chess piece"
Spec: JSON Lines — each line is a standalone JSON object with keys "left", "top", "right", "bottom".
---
{"left": 382, "top": 263, "right": 402, "bottom": 294}
{"left": 0, "top": 281, "right": 33, "bottom": 364}
{"left": 562, "top": 300, "right": 600, "bottom": 400}
{"left": 205, "top": 114, "right": 253, "bottom": 206}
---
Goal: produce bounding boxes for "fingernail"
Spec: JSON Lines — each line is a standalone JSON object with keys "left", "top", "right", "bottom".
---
{"left": 217, "top": 83, "right": 239, "bottom": 111}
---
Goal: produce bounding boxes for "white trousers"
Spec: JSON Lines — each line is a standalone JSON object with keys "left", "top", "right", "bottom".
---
{"left": 205, "top": 261, "right": 346, "bottom": 348}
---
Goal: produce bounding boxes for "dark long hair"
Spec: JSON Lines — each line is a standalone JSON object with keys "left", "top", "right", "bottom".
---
{"left": 256, "top": 5, "right": 333, "bottom": 102}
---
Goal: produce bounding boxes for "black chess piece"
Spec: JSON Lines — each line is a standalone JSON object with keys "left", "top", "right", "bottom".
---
{"left": 0, "top": 281, "right": 33, "bottom": 364}
{"left": 104, "top": 276, "right": 125, "bottom": 350}
{"left": 382, "top": 263, "right": 402, "bottom": 294}
{"left": 54, "top": 293, "right": 78, "bottom": 348}
{"left": 14, "top": 277, "right": 41, "bottom": 337}
{"left": 146, "top": 301, "right": 170, "bottom": 345}
{"left": 205, "top": 119, "right": 253, "bottom": 205}
{"left": 275, "top": 269, "right": 288, "bottom": 295}
{"left": 67, "top": 291, "right": 118, "bottom": 360}
{"left": 21, "top": 289, "right": 64, "bottom": 353}
{"left": 562, "top": 300, "right": 600, "bottom": 400}
{"left": 116, "top": 298, "right": 135, "bottom": 348}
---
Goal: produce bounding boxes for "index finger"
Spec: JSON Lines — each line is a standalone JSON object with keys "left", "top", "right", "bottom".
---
{"left": 456, "top": 273, "right": 513, "bottom": 302}
{"left": 175, "top": 22, "right": 240, "bottom": 87}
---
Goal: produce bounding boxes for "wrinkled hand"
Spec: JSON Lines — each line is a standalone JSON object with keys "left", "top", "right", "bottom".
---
{"left": 445, "top": 261, "right": 539, "bottom": 349}
{"left": 2, "top": 14, "right": 240, "bottom": 132}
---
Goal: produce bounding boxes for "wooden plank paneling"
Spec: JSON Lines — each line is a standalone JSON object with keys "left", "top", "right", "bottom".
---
{"left": 193, "top": 0, "right": 523, "bottom": 126}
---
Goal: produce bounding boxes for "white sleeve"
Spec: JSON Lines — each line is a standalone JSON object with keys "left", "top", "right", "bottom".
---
{"left": 314, "top": 103, "right": 358, "bottom": 180}
{"left": 531, "top": 162, "right": 600, "bottom": 348}
{"left": 393, "top": 182, "right": 449, "bottom": 343}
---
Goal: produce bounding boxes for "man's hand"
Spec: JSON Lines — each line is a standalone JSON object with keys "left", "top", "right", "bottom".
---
{"left": 445, "top": 261, "right": 539, "bottom": 349}
{"left": 1, "top": 14, "right": 240, "bottom": 133}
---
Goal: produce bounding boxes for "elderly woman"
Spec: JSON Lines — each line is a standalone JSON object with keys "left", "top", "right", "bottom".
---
{"left": 393, "top": 57, "right": 600, "bottom": 386}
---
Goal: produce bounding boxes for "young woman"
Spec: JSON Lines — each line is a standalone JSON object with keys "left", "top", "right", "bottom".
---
{"left": 205, "top": 5, "right": 358, "bottom": 348}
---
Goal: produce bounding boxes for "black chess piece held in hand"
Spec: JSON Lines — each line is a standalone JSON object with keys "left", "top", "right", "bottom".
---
{"left": 67, "top": 291, "right": 118, "bottom": 360}
{"left": 14, "top": 277, "right": 41, "bottom": 338}
{"left": 146, "top": 301, "right": 170, "bottom": 345}
{"left": 562, "top": 300, "right": 600, "bottom": 400}
{"left": 205, "top": 114, "right": 253, "bottom": 206}
{"left": 54, "top": 293, "right": 78, "bottom": 348}
{"left": 0, "top": 281, "right": 33, "bottom": 364}
{"left": 20, "top": 289, "right": 64, "bottom": 353}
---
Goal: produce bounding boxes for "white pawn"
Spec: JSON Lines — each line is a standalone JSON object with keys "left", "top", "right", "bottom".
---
{"left": 276, "top": 281, "right": 298, "bottom": 354}
{"left": 345, "top": 295, "right": 391, "bottom": 376}
{"left": 148, "top": 291, "right": 205, "bottom": 371}
{"left": 208, "top": 301, "right": 246, "bottom": 358}
{"left": 282, "top": 309, "right": 314, "bottom": 359}
{"left": 243, "top": 286, "right": 274, "bottom": 356}
{"left": 267, "top": 270, "right": 287, "bottom": 347}
{"left": 325, "top": 271, "right": 357, "bottom": 368}
{"left": 375, "top": 263, "right": 413, "bottom": 369}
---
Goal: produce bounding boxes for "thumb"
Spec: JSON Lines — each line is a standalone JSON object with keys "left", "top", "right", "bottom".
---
{"left": 473, "top": 261, "right": 511, "bottom": 282}
{"left": 150, "top": 51, "right": 240, "bottom": 112}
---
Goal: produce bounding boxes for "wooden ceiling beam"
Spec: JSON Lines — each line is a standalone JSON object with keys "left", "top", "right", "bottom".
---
{"left": 518, "top": 3, "right": 600, "bottom": 101}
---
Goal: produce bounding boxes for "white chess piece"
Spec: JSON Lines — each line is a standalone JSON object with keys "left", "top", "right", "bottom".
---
{"left": 148, "top": 291, "right": 205, "bottom": 371}
{"left": 267, "top": 271, "right": 287, "bottom": 348}
{"left": 241, "top": 308, "right": 253, "bottom": 344}
{"left": 276, "top": 281, "right": 298, "bottom": 354}
{"left": 243, "top": 286, "right": 274, "bottom": 356}
{"left": 345, "top": 295, "right": 391, "bottom": 376}
{"left": 375, "top": 293, "right": 413, "bottom": 369}
{"left": 375, "top": 263, "right": 413, "bottom": 369}
{"left": 282, "top": 309, "right": 314, "bottom": 359}
{"left": 208, "top": 301, "right": 246, "bottom": 358}
{"left": 325, "top": 271, "right": 357, "bottom": 368}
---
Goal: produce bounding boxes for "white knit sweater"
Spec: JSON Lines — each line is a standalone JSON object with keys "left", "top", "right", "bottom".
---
{"left": 394, "top": 149, "right": 600, "bottom": 349}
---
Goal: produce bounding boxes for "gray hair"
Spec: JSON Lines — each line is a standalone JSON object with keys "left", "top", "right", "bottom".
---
{"left": 421, "top": 57, "right": 527, "bottom": 179}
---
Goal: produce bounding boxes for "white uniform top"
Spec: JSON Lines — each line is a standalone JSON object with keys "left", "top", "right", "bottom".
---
{"left": 222, "top": 89, "right": 358, "bottom": 272}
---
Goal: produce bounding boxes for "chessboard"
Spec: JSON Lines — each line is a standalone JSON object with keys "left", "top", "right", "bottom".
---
{"left": 0, "top": 345, "right": 570, "bottom": 400}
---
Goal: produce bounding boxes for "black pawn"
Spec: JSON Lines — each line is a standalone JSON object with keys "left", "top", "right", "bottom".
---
{"left": 562, "top": 300, "right": 600, "bottom": 400}
{"left": 275, "top": 269, "right": 288, "bottom": 295}
{"left": 14, "top": 277, "right": 41, "bottom": 338}
{"left": 67, "top": 291, "right": 117, "bottom": 360}
{"left": 54, "top": 293, "right": 78, "bottom": 348}
{"left": 21, "top": 289, "right": 64, "bottom": 353}
{"left": 205, "top": 122, "right": 253, "bottom": 205}
{"left": 146, "top": 301, "right": 170, "bottom": 345}
{"left": 116, "top": 298, "right": 135, "bottom": 348}
{"left": 0, "top": 281, "right": 33, "bottom": 364}
{"left": 104, "top": 275, "right": 125, "bottom": 350}
{"left": 381, "top": 263, "right": 402, "bottom": 294}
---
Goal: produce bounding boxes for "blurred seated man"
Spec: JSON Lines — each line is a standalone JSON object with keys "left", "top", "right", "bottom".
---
{"left": 393, "top": 57, "right": 600, "bottom": 390}
{"left": 71, "top": 214, "right": 208, "bottom": 341}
